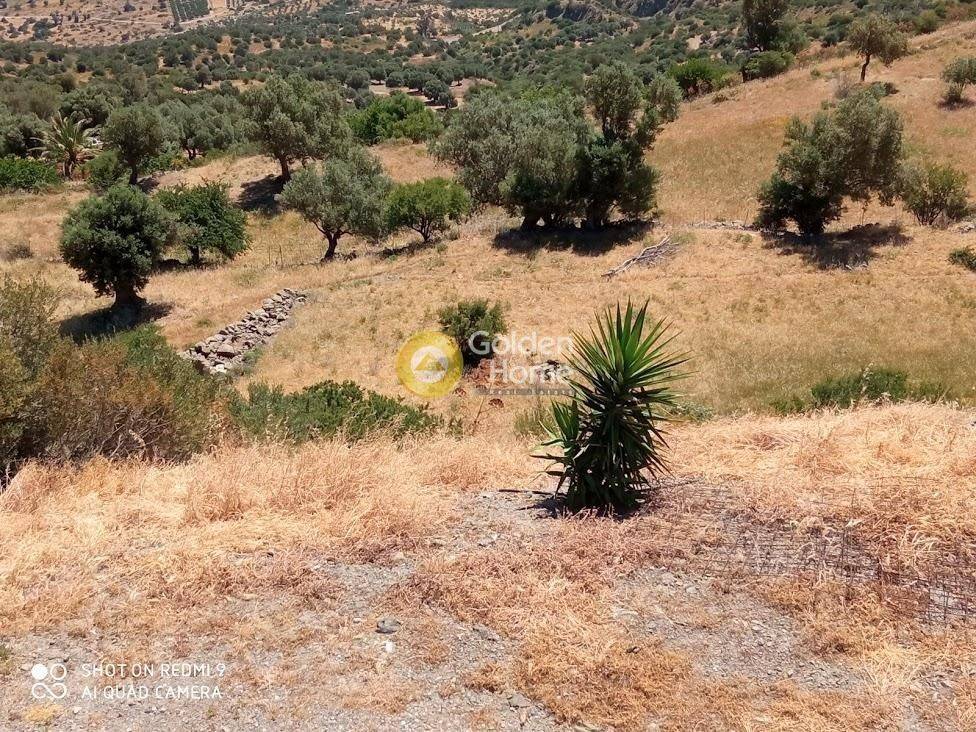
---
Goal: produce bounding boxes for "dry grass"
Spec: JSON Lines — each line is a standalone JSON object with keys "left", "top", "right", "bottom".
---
{"left": 0, "top": 434, "right": 523, "bottom": 636}
{"left": 674, "top": 402, "right": 976, "bottom": 571}
{"left": 2, "top": 406, "right": 976, "bottom": 726}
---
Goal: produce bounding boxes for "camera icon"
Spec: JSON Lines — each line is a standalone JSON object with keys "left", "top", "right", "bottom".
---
{"left": 30, "top": 662, "right": 68, "bottom": 700}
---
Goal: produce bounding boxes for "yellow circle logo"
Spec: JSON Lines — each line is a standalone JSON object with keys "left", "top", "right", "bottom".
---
{"left": 396, "top": 331, "right": 462, "bottom": 398}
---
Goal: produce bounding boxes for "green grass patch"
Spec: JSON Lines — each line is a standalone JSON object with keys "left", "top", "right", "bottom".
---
{"left": 772, "top": 367, "right": 950, "bottom": 413}
{"left": 230, "top": 380, "right": 443, "bottom": 441}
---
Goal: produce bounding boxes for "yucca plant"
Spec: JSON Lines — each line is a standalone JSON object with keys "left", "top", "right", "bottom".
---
{"left": 538, "top": 300, "right": 687, "bottom": 513}
{"left": 35, "top": 114, "right": 98, "bottom": 179}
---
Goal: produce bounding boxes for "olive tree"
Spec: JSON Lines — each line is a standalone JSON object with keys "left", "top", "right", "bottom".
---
{"left": 157, "top": 182, "right": 248, "bottom": 265}
{"left": 757, "top": 88, "right": 904, "bottom": 237}
{"left": 59, "top": 185, "right": 171, "bottom": 310}
{"left": 102, "top": 104, "right": 165, "bottom": 185}
{"left": 742, "top": 0, "right": 789, "bottom": 52}
{"left": 576, "top": 64, "right": 679, "bottom": 228}
{"left": 847, "top": 14, "right": 908, "bottom": 82}
{"left": 280, "top": 146, "right": 392, "bottom": 260}
{"left": 434, "top": 89, "right": 590, "bottom": 229}
{"left": 243, "top": 74, "right": 351, "bottom": 181}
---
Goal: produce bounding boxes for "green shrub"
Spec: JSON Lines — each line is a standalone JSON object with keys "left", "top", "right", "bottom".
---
{"left": 385, "top": 177, "right": 470, "bottom": 243}
{"left": 84, "top": 150, "right": 128, "bottom": 193}
{"left": 539, "top": 300, "right": 687, "bottom": 513}
{"left": 742, "top": 51, "right": 794, "bottom": 81}
{"left": 0, "top": 275, "right": 61, "bottom": 378}
{"left": 0, "top": 276, "right": 58, "bottom": 472}
{"left": 944, "top": 83, "right": 966, "bottom": 106}
{"left": 0, "top": 156, "right": 59, "bottom": 192}
{"left": 913, "top": 10, "right": 940, "bottom": 34}
{"left": 27, "top": 326, "right": 225, "bottom": 462}
{"left": 157, "top": 182, "right": 249, "bottom": 265}
{"left": 350, "top": 92, "right": 443, "bottom": 144}
{"left": 949, "top": 246, "right": 976, "bottom": 271}
{"left": 230, "top": 380, "right": 440, "bottom": 441}
{"left": 774, "top": 367, "right": 949, "bottom": 413}
{"left": 941, "top": 56, "right": 976, "bottom": 105}
{"left": 900, "top": 162, "right": 971, "bottom": 226}
{"left": 437, "top": 299, "right": 507, "bottom": 365}
{"left": 669, "top": 58, "right": 726, "bottom": 97}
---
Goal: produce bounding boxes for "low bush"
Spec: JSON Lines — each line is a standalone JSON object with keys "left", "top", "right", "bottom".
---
{"left": 437, "top": 299, "right": 507, "bottom": 365}
{"left": 0, "top": 242, "right": 32, "bottom": 262}
{"left": 914, "top": 10, "right": 940, "bottom": 34}
{"left": 670, "top": 58, "right": 727, "bottom": 97}
{"left": 742, "top": 51, "right": 793, "bottom": 81}
{"left": 28, "top": 327, "right": 226, "bottom": 462}
{"left": 1, "top": 274, "right": 226, "bottom": 474}
{"left": 84, "top": 150, "right": 127, "bottom": 192}
{"left": 0, "top": 156, "right": 59, "bottom": 192}
{"left": 230, "top": 380, "right": 440, "bottom": 441}
{"left": 773, "top": 367, "right": 949, "bottom": 413}
{"left": 941, "top": 56, "right": 976, "bottom": 106}
{"left": 350, "top": 92, "right": 442, "bottom": 144}
{"left": 949, "top": 246, "right": 976, "bottom": 271}
{"left": 900, "top": 162, "right": 971, "bottom": 226}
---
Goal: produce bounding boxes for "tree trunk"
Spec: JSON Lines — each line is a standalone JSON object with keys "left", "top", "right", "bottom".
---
{"left": 860, "top": 55, "right": 870, "bottom": 82}
{"left": 113, "top": 280, "right": 144, "bottom": 312}
{"left": 321, "top": 233, "right": 340, "bottom": 261}
{"left": 278, "top": 156, "right": 291, "bottom": 182}
{"left": 128, "top": 165, "right": 139, "bottom": 185}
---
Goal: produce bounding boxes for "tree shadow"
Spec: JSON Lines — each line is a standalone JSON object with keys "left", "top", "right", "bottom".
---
{"left": 937, "top": 97, "right": 975, "bottom": 111}
{"left": 761, "top": 222, "right": 910, "bottom": 270}
{"left": 491, "top": 220, "right": 655, "bottom": 257}
{"left": 377, "top": 239, "right": 436, "bottom": 259}
{"left": 239, "top": 175, "right": 284, "bottom": 215}
{"left": 59, "top": 302, "right": 173, "bottom": 343}
{"left": 523, "top": 475, "right": 685, "bottom": 520}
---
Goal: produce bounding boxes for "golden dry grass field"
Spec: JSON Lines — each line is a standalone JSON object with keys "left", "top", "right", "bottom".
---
{"left": 3, "top": 18, "right": 976, "bottom": 732}
{"left": 3, "top": 405, "right": 976, "bottom": 729}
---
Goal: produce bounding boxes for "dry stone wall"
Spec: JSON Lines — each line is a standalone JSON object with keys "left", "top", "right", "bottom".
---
{"left": 182, "top": 289, "right": 307, "bottom": 375}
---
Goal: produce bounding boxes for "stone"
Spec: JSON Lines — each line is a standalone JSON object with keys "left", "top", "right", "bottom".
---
{"left": 376, "top": 617, "right": 401, "bottom": 634}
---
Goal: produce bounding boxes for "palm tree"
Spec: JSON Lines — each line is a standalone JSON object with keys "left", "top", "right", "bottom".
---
{"left": 35, "top": 114, "right": 98, "bottom": 179}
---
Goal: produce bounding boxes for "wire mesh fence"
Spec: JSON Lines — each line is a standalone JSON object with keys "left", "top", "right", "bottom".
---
{"left": 643, "top": 476, "right": 976, "bottom": 626}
